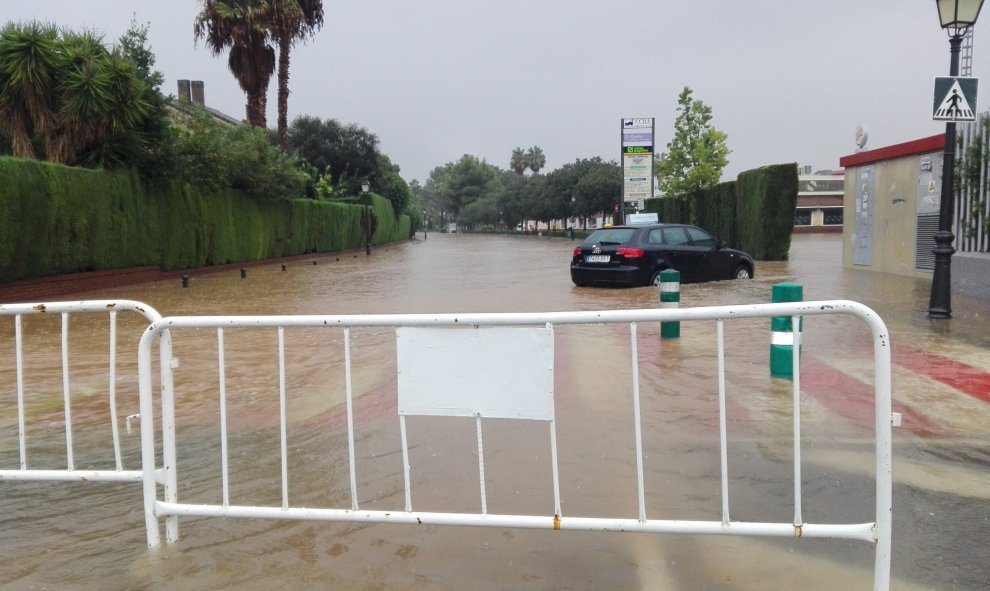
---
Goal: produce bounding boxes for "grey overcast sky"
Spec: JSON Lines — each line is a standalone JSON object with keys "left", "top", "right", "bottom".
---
{"left": 4, "top": 1, "right": 987, "bottom": 183}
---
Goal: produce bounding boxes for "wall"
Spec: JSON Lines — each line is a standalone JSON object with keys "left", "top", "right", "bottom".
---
{"left": 0, "top": 252, "right": 340, "bottom": 304}
{"left": 839, "top": 135, "right": 945, "bottom": 278}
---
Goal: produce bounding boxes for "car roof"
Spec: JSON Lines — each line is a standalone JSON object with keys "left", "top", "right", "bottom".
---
{"left": 599, "top": 223, "right": 680, "bottom": 230}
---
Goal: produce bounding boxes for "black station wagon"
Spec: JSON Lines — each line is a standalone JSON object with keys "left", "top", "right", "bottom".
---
{"left": 570, "top": 223, "right": 755, "bottom": 287}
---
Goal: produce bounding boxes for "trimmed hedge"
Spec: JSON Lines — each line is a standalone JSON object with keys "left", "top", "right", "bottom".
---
{"left": 644, "top": 162, "right": 796, "bottom": 261}
{"left": 0, "top": 157, "right": 410, "bottom": 283}
{"left": 735, "top": 164, "right": 798, "bottom": 260}
{"left": 695, "top": 181, "right": 737, "bottom": 248}
{"left": 0, "top": 158, "right": 155, "bottom": 281}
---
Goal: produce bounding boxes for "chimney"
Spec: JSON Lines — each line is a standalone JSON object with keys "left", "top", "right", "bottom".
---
{"left": 177, "top": 79, "right": 191, "bottom": 102}
{"left": 191, "top": 81, "right": 205, "bottom": 106}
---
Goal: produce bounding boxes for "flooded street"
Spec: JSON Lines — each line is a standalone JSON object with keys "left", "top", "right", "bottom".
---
{"left": 1, "top": 232, "right": 988, "bottom": 590}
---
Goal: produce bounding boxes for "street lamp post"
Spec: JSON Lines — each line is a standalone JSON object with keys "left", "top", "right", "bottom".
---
{"left": 569, "top": 196, "right": 576, "bottom": 239}
{"left": 361, "top": 178, "right": 371, "bottom": 255}
{"left": 929, "top": 0, "right": 985, "bottom": 318}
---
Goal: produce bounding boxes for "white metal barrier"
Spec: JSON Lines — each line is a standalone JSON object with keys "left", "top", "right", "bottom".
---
{"left": 136, "top": 300, "right": 894, "bottom": 591}
{"left": 0, "top": 300, "right": 164, "bottom": 483}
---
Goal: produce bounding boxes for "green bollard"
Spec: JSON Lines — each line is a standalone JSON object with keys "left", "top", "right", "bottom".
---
{"left": 659, "top": 269, "right": 681, "bottom": 340}
{"left": 770, "top": 282, "right": 803, "bottom": 379}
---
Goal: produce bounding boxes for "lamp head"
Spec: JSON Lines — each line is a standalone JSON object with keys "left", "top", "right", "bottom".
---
{"left": 937, "top": 0, "right": 986, "bottom": 33}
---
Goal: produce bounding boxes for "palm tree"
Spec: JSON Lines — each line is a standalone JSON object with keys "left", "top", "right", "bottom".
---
{"left": 0, "top": 22, "right": 58, "bottom": 159}
{"left": 510, "top": 147, "right": 526, "bottom": 175}
{"left": 73, "top": 43, "right": 153, "bottom": 168}
{"left": 50, "top": 31, "right": 150, "bottom": 164}
{"left": 195, "top": 0, "right": 276, "bottom": 127}
{"left": 526, "top": 145, "right": 546, "bottom": 174}
{"left": 49, "top": 31, "right": 114, "bottom": 163}
{"left": 268, "top": 0, "right": 323, "bottom": 150}
{"left": 0, "top": 24, "right": 150, "bottom": 165}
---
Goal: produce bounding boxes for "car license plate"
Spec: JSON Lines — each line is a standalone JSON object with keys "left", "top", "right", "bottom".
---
{"left": 585, "top": 254, "right": 610, "bottom": 263}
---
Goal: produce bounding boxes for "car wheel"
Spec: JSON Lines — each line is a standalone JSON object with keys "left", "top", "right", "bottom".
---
{"left": 650, "top": 270, "right": 664, "bottom": 286}
{"left": 733, "top": 265, "right": 752, "bottom": 279}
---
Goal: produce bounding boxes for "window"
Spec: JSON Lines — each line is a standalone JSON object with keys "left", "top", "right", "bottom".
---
{"left": 662, "top": 227, "right": 689, "bottom": 245}
{"left": 685, "top": 226, "right": 716, "bottom": 247}
{"left": 822, "top": 207, "right": 844, "bottom": 226}
{"left": 584, "top": 228, "right": 635, "bottom": 244}
{"left": 794, "top": 209, "right": 813, "bottom": 226}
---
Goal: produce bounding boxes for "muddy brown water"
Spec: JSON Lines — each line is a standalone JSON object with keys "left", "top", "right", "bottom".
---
{"left": 1, "top": 233, "right": 988, "bottom": 590}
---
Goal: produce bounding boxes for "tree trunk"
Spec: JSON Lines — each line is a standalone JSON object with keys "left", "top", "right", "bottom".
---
{"left": 246, "top": 88, "right": 267, "bottom": 128}
{"left": 9, "top": 117, "right": 35, "bottom": 159}
{"left": 277, "top": 38, "right": 291, "bottom": 151}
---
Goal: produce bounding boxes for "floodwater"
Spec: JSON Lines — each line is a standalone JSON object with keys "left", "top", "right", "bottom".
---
{"left": 1, "top": 233, "right": 988, "bottom": 590}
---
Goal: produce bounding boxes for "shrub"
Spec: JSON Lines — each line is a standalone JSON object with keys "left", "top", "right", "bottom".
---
{"left": 168, "top": 106, "right": 308, "bottom": 199}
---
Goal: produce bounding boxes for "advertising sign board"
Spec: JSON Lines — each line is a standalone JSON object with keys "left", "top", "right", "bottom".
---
{"left": 621, "top": 118, "right": 654, "bottom": 203}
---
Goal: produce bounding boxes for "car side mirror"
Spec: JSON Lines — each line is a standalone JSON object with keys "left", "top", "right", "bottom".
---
{"left": 717, "top": 240, "right": 728, "bottom": 250}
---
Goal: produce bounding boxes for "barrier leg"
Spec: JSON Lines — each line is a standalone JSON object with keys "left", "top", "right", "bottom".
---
{"left": 770, "top": 282, "right": 803, "bottom": 378}
{"left": 659, "top": 269, "right": 680, "bottom": 340}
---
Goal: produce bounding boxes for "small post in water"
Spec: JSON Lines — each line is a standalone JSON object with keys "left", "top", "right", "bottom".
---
{"left": 770, "top": 282, "right": 803, "bottom": 379}
{"left": 659, "top": 269, "right": 681, "bottom": 340}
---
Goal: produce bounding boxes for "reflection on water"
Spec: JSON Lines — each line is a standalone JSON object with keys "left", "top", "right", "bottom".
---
{"left": 1, "top": 233, "right": 987, "bottom": 590}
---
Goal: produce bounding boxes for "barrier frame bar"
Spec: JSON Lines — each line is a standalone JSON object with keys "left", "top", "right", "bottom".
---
{"left": 136, "top": 300, "right": 892, "bottom": 591}
{"left": 0, "top": 300, "right": 163, "bottom": 484}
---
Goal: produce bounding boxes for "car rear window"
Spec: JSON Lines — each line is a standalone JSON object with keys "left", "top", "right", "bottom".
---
{"left": 584, "top": 229, "right": 636, "bottom": 245}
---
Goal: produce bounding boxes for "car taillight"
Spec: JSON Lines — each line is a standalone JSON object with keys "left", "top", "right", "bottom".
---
{"left": 616, "top": 247, "right": 644, "bottom": 258}
{"left": 572, "top": 246, "right": 583, "bottom": 256}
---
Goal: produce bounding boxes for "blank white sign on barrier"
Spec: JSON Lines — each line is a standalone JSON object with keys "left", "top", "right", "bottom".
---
{"left": 396, "top": 326, "right": 554, "bottom": 420}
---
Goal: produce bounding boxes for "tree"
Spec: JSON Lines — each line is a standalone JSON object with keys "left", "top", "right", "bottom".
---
{"left": 525, "top": 145, "right": 546, "bottom": 174}
{"left": 268, "top": 0, "right": 323, "bottom": 150}
{"left": 538, "top": 157, "right": 617, "bottom": 230}
{"left": 574, "top": 159, "right": 622, "bottom": 226}
{"left": 522, "top": 173, "right": 551, "bottom": 226}
{"left": 655, "top": 86, "right": 730, "bottom": 200}
{"left": 421, "top": 163, "right": 452, "bottom": 219}
{"left": 49, "top": 30, "right": 126, "bottom": 164}
{"left": 287, "top": 115, "right": 381, "bottom": 193}
{"left": 194, "top": 0, "right": 276, "bottom": 128}
{"left": 424, "top": 155, "right": 501, "bottom": 218}
{"left": 542, "top": 164, "right": 579, "bottom": 229}
{"left": 459, "top": 195, "right": 501, "bottom": 228}
{"left": 0, "top": 23, "right": 152, "bottom": 166}
{"left": 374, "top": 153, "right": 412, "bottom": 214}
{"left": 510, "top": 147, "right": 526, "bottom": 175}
{"left": 116, "top": 18, "right": 164, "bottom": 90}
{"left": 0, "top": 21, "right": 59, "bottom": 159}
{"left": 105, "top": 19, "right": 173, "bottom": 176}
{"left": 287, "top": 115, "right": 412, "bottom": 213}
{"left": 494, "top": 170, "right": 529, "bottom": 227}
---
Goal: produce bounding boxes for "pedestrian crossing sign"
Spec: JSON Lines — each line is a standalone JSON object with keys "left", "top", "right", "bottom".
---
{"left": 933, "top": 76, "right": 978, "bottom": 121}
